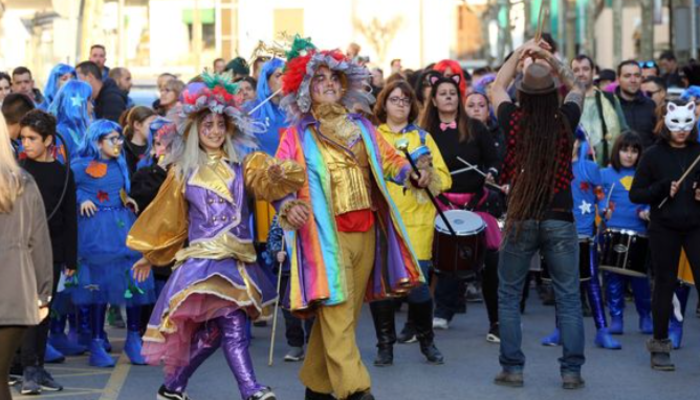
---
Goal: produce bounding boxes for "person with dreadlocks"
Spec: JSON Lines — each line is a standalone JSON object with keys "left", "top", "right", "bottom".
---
{"left": 275, "top": 36, "right": 430, "bottom": 400}
{"left": 128, "top": 73, "right": 305, "bottom": 400}
{"left": 490, "top": 40, "right": 587, "bottom": 389}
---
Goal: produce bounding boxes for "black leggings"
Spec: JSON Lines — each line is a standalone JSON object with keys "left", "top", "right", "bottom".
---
{"left": 20, "top": 263, "right": 61, "bottom": 367}
{"left": 0, "top": 326, "right": 27, "bottom": 400}
{"left": 648, "top": 223, "right": 700, "bottom": 340}
{"left": 481, "top": 251, "right": 499, "bottom": 325}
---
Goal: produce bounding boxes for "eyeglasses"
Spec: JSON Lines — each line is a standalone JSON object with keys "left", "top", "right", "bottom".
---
{"left": 388, "top": 97, "right": 411, "bottom": 106}
{"left": 639, "top": 61, "right": 658, "bottom": 69}
{"left": 644, "top": 90, "right": 661, "bottom": 97}
{"left": 104, "top": 136, "right": 124, "bottom": 145}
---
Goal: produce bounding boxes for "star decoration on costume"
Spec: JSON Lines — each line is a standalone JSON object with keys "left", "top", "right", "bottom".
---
{"left": 96, "top": 190, "right": 109, "bottom": 203}
{"left": 578, "top": 200, "right": 593, "bottom": 215}
{"left": 579, "top": 182, "right": 590, "bottom": 192}
{"left": 70, "top": 95, "right": 83, "bottom": 108}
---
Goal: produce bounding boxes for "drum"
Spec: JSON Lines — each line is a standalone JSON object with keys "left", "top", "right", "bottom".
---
{"left": 433, "top": 210, "right": 486, "bottom": 278}
{"left": 678, "top": 249, "right": 695, "bottom": 285}
{"left": 599, "top": 229, "right": 649, "bottom": 278}
{"left": 541, "top": 236, "right": 593, "bottom": 282}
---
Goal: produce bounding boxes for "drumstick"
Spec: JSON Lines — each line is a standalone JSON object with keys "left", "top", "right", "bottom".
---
{"left": 268, "top": 235, "right": 285, "bottom": 367}
{"left": 605, "top": 183, "right": 615, "bottom": 212}
{"left": 248, "top": 88, "right": 283, "bottom": 116}
{"left": 534, "top": 5, "right": 549, "bottom": 43}
{"left": 658, "top": 153, "right": 700, "bottom": 208}
{"left": 395, "top": 139, "right": 457, "bottom": 236}
{"left": 455, "top": 157, "right": 507, "bottom": 193}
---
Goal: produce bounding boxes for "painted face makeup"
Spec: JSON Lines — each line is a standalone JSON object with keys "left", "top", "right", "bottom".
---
{"left": 100, "top": 132, "right": 124, "bottom": 158}
{"left": 310, "top": 66, "right": 343, "bottom": 105}
{"left": 199, "top": 113, "right": 227, "bottom": 152}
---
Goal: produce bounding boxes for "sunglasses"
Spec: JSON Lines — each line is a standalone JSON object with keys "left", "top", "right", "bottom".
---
{"left": 639, "top": 61, "right": 658, "bottom": 69}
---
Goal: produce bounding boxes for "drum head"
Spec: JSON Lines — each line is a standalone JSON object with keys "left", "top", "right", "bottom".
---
{"left": 435, "top": 210, "right": 485, "bottom": 235}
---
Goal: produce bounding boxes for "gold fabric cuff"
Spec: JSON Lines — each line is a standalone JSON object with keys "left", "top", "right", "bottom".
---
{"left": 278, "top": 200, "right": 311, "bottom": 231}
{"left": 244, "top": 152, "right": 306, "bottom": 202}
{"left": 404, "top": 167, "right": 441, "bottom": 204}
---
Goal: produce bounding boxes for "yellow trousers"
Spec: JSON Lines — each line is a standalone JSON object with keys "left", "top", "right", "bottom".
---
{"left": 299, "top": 229, "right": 376, "bottom": 399}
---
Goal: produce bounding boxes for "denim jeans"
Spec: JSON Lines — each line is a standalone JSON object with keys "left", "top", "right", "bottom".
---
{"left": 498, "top": 219, "right": 585, "bottom": 375}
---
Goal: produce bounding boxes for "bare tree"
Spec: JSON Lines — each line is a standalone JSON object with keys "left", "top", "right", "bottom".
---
{"left": 354, "top": 16, "right": 403, "bottom": 64}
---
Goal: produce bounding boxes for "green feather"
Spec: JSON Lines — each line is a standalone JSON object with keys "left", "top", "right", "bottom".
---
{"left": 286, "top": 35, "right": 316, "bottom": 60}
{"left": 201, "top": 70, "right": 240, "bottom": 95}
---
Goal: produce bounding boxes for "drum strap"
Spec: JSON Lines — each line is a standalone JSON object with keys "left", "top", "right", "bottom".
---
{"left": 438, "top": 187, "right": 489, "bottom": 211}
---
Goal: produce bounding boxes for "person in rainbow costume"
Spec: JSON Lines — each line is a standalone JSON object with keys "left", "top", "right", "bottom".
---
{"left": 274, "top": 36, "right": 432, "bottom": 400}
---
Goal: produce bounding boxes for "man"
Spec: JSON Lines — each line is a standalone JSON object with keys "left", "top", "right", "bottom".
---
{"left": 225, "top": 57, "right": 250, "bottom": 81}
{"left": 276, "top": 42, "right": 430, "bottom": 400}
{"left": 491, "top": 39, "right": 587, "bottom": 390}
{"left": 346, "top": 42, "right": 361, "bottom": 61}
{"left": 89, "top": 44, "right": 110, "bottom": 80}
{"left": 1, "top": 93, "right": 35, "bottom": 157}
{"left": 213, "top": 58, "right": 226, "bottom": 74}
{"left": 571, "top": 54, "right": 628, "bottom": 165}
{"left": 12, "top": 67, "right": 43, "bottom": 105}
{"left": 108, "top": 67, "right": 134, "bottom": 109}
{"left": 641, "top": 76, "right": 667, "bottom": 108}
{"left": 659, "top": 50, "right": 684, "bottom": 89}
{"left": 76, "top": 61, "right": 127, "bottom": 123}
{"left": 615, "top": 60, "right": 657, "bottom": 148}
{"left": 390, "top": 59, "right": 402, "bottom": 75}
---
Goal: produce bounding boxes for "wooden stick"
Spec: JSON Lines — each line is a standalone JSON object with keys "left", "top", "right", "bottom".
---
{"left": 268, "top": 235, "right": 286, "bottom": 366}
{"left": 455, "top": 156, "right": 506, "bottom": 193}
{"left": 658, "top": 153, "right": 700, "bottom": 208}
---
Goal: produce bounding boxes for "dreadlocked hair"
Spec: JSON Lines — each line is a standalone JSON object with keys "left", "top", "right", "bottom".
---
{"left": 505, "top": 90, "right": 572, "bottom": 238}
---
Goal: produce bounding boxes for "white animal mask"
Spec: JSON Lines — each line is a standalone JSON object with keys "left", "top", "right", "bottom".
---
{"left": 665, "top": 102, "right": 697, "bottom": 132}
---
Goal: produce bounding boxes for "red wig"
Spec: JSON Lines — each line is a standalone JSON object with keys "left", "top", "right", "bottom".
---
{"left": 433, "top": 60, "right": 466, "bottom": 97}
{"left": 282, "top": 49, "right": 347, "bottom": 95}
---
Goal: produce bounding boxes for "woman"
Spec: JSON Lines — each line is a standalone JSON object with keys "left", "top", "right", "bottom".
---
{"left": 0, "top": 72, "right": 11, "bottom": 104}
{"left": 40, "top": 64, "right": 75, "bottom": 110}
{"left": 369, "top": 79, "right": 451, "bottom": 366}
{"left": 237, "top": 76, "right": 257, "bottom": 103}
{"left": 630, "top": 100, "right": 700, "bottom": 371}
{"left": 48, "top": 80, "right": 93, "bottom": 161}
{"left": 420, "top": 72, "right": 501, "bottom": 343}
{"left": 157, "top": 79, "right": 185, "bottom": 116}
{"left": 120, "top": 106, "right": 157, "bottom": 175}
{"left": 71, "top": 120, "right": 154, "bottom": 367}
{"left": 600, "top": 132, "right": 652, "bottom": 336}
{"left": 432, "top": 60, "right": 467, "bottom": 97}
{"left": 0, "top": 112, "right": 53, "bottom": 400}
{"left": 128, "top": 74, "right": 299, "bottom": 400}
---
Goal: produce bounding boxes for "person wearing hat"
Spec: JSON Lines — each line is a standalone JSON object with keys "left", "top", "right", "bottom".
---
{"left": 491, "top": 39, "right": 587, "bottom": 389}
{"left": 225, "top": 57, "right": 251, "bottom": 81}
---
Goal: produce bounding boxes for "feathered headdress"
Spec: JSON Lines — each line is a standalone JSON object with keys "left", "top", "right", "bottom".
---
{"left": 280, "top": 35, "right": 374, "bottom": 122}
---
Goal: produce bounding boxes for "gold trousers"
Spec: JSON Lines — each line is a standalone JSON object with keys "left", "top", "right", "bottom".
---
{"left": 299, "top": 229, "right": 376, "bottom": 399}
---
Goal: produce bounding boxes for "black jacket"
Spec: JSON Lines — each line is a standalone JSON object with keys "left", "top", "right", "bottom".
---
{"left": 616, "top": 88, "right": 657, "bottom": 148}
{"left": 95, "top": 78, "right": 127, "bottom": 123}
{"left": 630, "top": 141, "right": 700, "bottom": 230}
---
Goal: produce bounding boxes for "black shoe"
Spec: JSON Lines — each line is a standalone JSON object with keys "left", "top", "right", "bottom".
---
{"left": 374, "top": 346, "right": 393, "bottom": 367}
{"left": 247, "top": 387, "right": 276, "bottom": 400}
{"left": 304, "top": 388, "right": 336, "bottom": 400}
{"left": 397, "top": 322, "right": 417, "bottom": 344}
{"left": 465, "top": 282, "right": 483, "bottom": 303}
{"left": 37, "top": 367, "right": 63, "bottom": 392}
{"left": 647, "top": 338, "right": 675, "bottom": 371}
{"left": 8, "top": 375, "right": 20, "bottom": 387}
{"left": 347, "top": 391, "right": 375, "bottom": 400}
{"left": 419, "top": 341, "right": 444, "bottom": 365}
{"left": 158, "top": 385, "right": 193, "bottom": 400}
{"left": 562, "top": 374, "right": 585, "bottom": 389}
{"left": 20, "top": 367, "right": 42, "bottom": 395}
{"left": 494, "top": 370, "right": 524, "bottom": 387}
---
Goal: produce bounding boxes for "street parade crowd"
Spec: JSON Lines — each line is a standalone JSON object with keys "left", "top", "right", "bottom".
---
{"left": 0, "top": 34, "right": 700, "bottom": 400}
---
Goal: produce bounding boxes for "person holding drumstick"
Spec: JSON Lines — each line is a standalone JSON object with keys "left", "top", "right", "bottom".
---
{"left": 368, "top": 79, "right": 451, "bottom": 366}
{"left": 419, "top": 72, "right": 503, "bottom": 343}
{"left": 491, "top": 39, "right": 587, "bottom": 389}
{"left": 630, "top": 100, "right": 700, "bottom": 371}
{"left": 599, "top": 132, "right": 653, "bottom": 336}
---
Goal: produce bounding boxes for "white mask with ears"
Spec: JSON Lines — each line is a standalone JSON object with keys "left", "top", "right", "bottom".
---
{"left": 665, "top": 102, "right": 697, "bottom": 132}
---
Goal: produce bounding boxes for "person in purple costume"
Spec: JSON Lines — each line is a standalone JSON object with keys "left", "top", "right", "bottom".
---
{"left": 128, "top": 72, "right": 306, "bottom": 400}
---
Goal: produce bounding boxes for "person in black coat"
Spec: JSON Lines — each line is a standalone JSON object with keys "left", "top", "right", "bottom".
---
{"left": 630, "top": 100, "right": 700, "bottom": 371}
{"left": 76, "top": 61, "right": 127, "bottom": 123}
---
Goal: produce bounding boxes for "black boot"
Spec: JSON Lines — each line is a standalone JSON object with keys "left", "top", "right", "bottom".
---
{"left": 370, "top": 300, "right": 396, "bottom": 367}
{"left": 413, "top": 300, "right": 444, "bottom": 364}
{"left": 397, "top": 303, "right": 417, "bottom": 343}
{"left": 304, "top": 388, "right": 336, "bottom": 400}
{"left": 647, "top": 338, "right": 675, "bottom": 371}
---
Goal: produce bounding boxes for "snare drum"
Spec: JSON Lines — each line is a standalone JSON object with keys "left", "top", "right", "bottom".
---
{"left": 433, "top": 210, "right": 486, "bottom": 278}
{"left": 678, "top": 250, "right": 695, "bottom": 285}
{"left": 599, "top": 229, "right": 648, "bottom": 278}
{"left": 541, "top": 236, "right": 593, "bottom": 282}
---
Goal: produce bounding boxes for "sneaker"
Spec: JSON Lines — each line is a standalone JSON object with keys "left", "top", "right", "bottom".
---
{"left": 397, "top": 324, "right": 417, "bottom": 344}
{"left": 44, "top": 342, "right": 66, "bottom": 364}
{"left": 562, "top": 374, "right": 585, "bottom": 390}
{"left": 494, "top": 370, "right": 524, "bottom": 387}
{"left": 37, "top": 367, "right": 63, "bottom": 392}
{"left": 432, "top": 318, "right": 449, "bottom": 330}
{"left": 158, "top": 385, "right": 193, "bottom": 400}
{"left": 465, "top": 282, "right": 483, "bottom": 303}
{"left": 20, "top": 367, "right": 42, "bottom": 395}
{"left": 284, "top": 346, "right": 305, "bottom": 362}
{"left": 9, "top": 375, "right": 20, "bottom": 387}
{"left": 247, "top": 387, "right": 276, "bottom": 400}
{"left": 486, "top": 324, "right": 500, "bottom": 343}
{"left": 541, "top": 328, "right": 561, "bottom": 346}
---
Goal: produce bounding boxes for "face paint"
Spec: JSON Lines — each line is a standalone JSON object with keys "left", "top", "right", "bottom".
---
{"left": 665, "top": 102, "right": 696, "bottom": 132}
